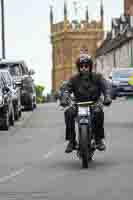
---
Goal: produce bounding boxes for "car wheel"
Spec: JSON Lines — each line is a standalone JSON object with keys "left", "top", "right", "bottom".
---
{"left": 14, "top": 109, "right": 19, "bottom": 121}
{"left": 112, "top": 95, "right": 116, "bottom": 100}
{"left": 2, "top": 112, "right": 9, "bottom": 130}
{"left": 28, "top": 101, "right": 34, "bottom": 111}
{"left": 33, "top": 103, "right": 37, "bottom": 109}
{"left": 19, "top": 110, "right": 22, "bottom": 118}
{"left": 10, "top": 109, "right": 14, "bottom": 126}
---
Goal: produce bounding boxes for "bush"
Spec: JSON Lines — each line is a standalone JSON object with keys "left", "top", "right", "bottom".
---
{"left": 36, "top": 96, "right": 44, "bottom": 104}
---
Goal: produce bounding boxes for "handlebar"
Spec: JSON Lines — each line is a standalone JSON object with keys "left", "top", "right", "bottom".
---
{"left": 76, "top": 101, "right": 96, "bottom": 106}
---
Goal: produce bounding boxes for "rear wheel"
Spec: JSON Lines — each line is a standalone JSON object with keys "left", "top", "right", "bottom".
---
{"left": 79, "top": 125, "right": 89, "bottom": 169}
{"left": 19, "top": 109, "right": 22, "bottom": 118}
{"left": 28, "top": 100, "right": 34, "bottom": 111}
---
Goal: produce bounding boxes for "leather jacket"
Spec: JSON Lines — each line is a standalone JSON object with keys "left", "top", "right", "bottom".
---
{"left": 63, "top": 72, "right": 111, "bottom": 102}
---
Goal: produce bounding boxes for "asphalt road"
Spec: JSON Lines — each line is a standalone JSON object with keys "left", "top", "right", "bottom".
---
{"left": 0, "top": 99, "right": 133, "bottom": 199}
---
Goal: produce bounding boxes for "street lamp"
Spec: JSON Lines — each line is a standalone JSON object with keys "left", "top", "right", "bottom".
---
{"left": 1, "top": 0, "right": 5, "bottom": 59}
{"left": 126, "top": 29, "right": 133, "bottom": 67}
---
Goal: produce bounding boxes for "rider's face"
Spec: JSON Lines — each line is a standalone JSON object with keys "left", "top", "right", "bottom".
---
{"left": 79, "top": 64, "right": 90, "bottom": 73}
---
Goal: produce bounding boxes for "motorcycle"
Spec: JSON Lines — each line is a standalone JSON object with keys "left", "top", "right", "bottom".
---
{"left": 59, "top": 92, "right": 104, "bottom": 168}
{"left": 62, "top": 98, "right": 98, "bottom": 169}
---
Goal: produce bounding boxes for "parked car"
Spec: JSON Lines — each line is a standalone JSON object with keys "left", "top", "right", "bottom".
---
{"left": 0, "top": 71, "right": 14, "bottom": 130}
{"left": 0, "top": 59, "right": 36, "bottom": 111}
{"left": 21, "top": 77, "right": 37, "bottom": 110}
{"left": 0, "top": 69, "right": 22, "bottom": 120}
{"left": 109, "top": 68, "right": 133, "bottom": 99}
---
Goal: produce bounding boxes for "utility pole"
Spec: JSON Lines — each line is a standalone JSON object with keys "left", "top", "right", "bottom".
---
{"left": 1, "top": 0, "right": 5, "bottom": 59}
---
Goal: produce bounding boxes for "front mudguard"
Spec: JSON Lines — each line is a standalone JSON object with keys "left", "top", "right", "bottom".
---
{"left": 79, "top": 118, "right": 89, "bottom": 125}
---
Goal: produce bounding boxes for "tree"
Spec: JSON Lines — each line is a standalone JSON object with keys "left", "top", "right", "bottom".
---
{"left": 35, "top": 85, "right": 45, "bottom": 103}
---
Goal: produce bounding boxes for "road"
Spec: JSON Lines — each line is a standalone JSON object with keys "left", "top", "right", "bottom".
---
{"left": 0, "top": 99, "right": 133, "bottom": 199}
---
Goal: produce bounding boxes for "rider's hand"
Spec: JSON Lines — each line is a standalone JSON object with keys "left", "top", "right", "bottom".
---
{"left": 60, "top": 91, "right": 70, "bottom": 107}
{"left": 103, "top": 96, "right": 112, "bottom": 106}
{"left": 60, "top": 101, "right": 69, "bottom": 107}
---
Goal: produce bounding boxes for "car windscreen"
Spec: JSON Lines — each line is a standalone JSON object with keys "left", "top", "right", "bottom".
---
{"left": 112, "top": 70, "right": 133, "bottom": 79}
{"left": 9, "top": 64, "right": 21, "bottom": 76}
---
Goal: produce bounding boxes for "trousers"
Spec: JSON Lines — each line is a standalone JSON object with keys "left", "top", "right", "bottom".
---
{"left": 64, "top": 105, "right": 105, "bottom": 141}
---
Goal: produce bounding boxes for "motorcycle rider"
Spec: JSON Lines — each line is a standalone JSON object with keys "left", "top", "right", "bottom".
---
{"left": 60, "top": 55, "right": 112, "bottom": 153}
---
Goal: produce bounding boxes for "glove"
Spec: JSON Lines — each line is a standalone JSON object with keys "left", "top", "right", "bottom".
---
{"left": 103, "top": 96, "right": 112, "bottom": 106}
{"left": 60, "top": 101, "right": 69, "bottom": 107}
{"left": 59, "top": 93, "right": 70, "bottom": 107}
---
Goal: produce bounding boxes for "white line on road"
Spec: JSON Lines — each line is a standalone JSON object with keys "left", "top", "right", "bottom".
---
{"left": 0, "top": 168, "right": 25, "bottom": 183}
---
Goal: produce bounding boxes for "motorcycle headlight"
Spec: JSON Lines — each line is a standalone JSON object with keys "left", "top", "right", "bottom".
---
{"left": 78, "top": 106, "right": 90, "bottom": 116}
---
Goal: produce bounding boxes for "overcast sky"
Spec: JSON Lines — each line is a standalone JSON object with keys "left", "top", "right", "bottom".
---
{"left": 0, "top": 0, "right": 123, "bottom": 93}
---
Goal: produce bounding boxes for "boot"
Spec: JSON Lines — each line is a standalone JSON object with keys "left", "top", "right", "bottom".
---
{"left": 65, "top": 140, "right": 78, "bottom": 153}
{"left": 96, "top": 139, "right": 106, "bottom": 151}
{"left": 65, "top": 141, "right": 74, "bottom": 153}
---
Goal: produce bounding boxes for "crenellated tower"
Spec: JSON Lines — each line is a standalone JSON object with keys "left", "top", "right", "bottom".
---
{"left": 124, "top": 0, "right": 133, "bottom": 15}
{"left": 50, "top": 1, "right": 104, "bottom": 92}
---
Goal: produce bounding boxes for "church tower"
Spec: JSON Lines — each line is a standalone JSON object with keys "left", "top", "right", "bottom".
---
{"left": 50, "top": 1, "right": 104, "bottom": 93}
{"left": 124, "top": 0, "right": 133, "bottom": 15}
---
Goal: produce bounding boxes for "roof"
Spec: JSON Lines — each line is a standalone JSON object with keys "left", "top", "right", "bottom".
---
{"left": 96, "top": 28, "right": 133, "bottom": 57}
{"left": 112, "top": 68, "right": 133, "bottom": 72}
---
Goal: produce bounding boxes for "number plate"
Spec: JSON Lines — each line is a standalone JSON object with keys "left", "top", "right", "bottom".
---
{"left": 78, "top": 106, "right": 90, "bottom": 116}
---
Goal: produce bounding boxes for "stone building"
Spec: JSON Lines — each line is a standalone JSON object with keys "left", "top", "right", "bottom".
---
{"left": 50, "top": 2, "right": 104, "bottom": 93}
{"left": 96, "top": 12, "right": 133, "bottom": 78}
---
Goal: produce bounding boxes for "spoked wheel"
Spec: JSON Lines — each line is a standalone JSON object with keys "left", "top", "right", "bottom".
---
{"left": 79, "top": 125, "right": 89, "bottom": 169}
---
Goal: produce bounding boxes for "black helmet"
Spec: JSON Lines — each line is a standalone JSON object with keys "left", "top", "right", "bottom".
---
{"left": 76, "top": 55, "right": 93, "bottom": 72}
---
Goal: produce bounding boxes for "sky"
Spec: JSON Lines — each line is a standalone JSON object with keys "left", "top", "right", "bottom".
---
{"left": 0, "top": 0, "right": 123, "bottom": 94}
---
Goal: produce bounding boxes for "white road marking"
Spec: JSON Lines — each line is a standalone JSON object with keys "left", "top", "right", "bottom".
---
{"left": 0, "top": 168, "right": 25, "bottom": 183}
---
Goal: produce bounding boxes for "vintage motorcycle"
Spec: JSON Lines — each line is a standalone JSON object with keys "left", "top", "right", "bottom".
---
{"left": 61, "top": 95, "right": 98, "bottom": 169}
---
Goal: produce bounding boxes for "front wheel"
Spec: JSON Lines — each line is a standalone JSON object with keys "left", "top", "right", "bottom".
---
{"left": 79, "top": 125, "right": 89, "bottom": 168}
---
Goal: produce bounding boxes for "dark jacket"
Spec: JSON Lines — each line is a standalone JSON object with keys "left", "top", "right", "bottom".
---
{"left": 64, "top": 72, "right": 111, "bottom": 102}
